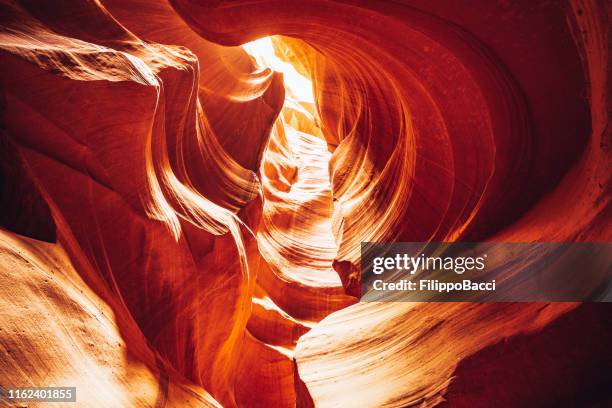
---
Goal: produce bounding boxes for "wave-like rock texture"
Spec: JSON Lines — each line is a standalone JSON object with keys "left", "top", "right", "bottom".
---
{"left": 0, "top": 228, "right": 222, "bottom": 407}
{"left": 0, "top": 0, "right": 610, "bottom": 407}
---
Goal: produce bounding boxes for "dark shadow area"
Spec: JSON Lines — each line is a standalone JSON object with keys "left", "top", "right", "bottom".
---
{"left": 0, "top": 128, "right": 56, "bottom": 242}
{"left": 441, "top": 303, "right": 612, "bottom": 407}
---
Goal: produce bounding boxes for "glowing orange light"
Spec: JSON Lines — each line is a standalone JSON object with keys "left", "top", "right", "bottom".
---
{"left": 242, "top": 37, "right": 315, "bottom": 105}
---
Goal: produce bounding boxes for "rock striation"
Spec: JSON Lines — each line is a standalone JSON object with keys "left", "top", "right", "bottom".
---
{"left": 0, "top": 1, "right": 610, "bottom": 407}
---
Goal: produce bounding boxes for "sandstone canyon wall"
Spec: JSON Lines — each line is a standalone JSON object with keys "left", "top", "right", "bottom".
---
{"left": 0, "top": 0, "right": 610, "bottom": 407}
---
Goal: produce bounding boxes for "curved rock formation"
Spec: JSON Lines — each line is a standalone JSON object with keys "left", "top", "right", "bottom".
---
{"left": 0, "top": 228, "right": 221, "bottom": 407}
{"left": 0, "top": 0, "right": 610, "bottom": 407}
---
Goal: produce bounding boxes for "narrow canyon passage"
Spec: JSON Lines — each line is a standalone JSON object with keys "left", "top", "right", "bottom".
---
{"left": 259, "top": 127, "right": 340, "bottom": 287}
{"left": 0, "top": 1, "right": 610, "bottom": 407}
{"left": 244, "top": 37, "right": 354, "bottom": 334}
{"left": 236, "top": 37, "right": 357, "bottom": 407}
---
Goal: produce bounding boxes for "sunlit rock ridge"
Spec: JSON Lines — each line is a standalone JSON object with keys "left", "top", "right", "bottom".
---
{"left": 0, "top": 0, "right": 610, "bottom": 407}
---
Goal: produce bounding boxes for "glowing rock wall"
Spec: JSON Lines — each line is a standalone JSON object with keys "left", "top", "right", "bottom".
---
{"left": 0, "top": 0, "right": 610, "bottom": 407}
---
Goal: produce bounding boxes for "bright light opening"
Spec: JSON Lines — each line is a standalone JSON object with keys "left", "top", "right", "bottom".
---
{"left": 241, "top": 37, "right": 342, "bottom": 286}
{"left": 242, "top": 37, "right": 315, "bottom": 105}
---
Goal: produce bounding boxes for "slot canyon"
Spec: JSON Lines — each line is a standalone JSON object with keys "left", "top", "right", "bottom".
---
{"left": 0, "top": 0, "right": 610, "bottom": 407}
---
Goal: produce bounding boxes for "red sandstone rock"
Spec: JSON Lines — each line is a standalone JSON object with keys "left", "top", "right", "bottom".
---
{"left": 0, "top": 1, "right": 610, "bottom": 407}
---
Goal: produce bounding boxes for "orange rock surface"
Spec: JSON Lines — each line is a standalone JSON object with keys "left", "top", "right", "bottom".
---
{"left": 0, "top": 0, "right": 610, "bottom": 407}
